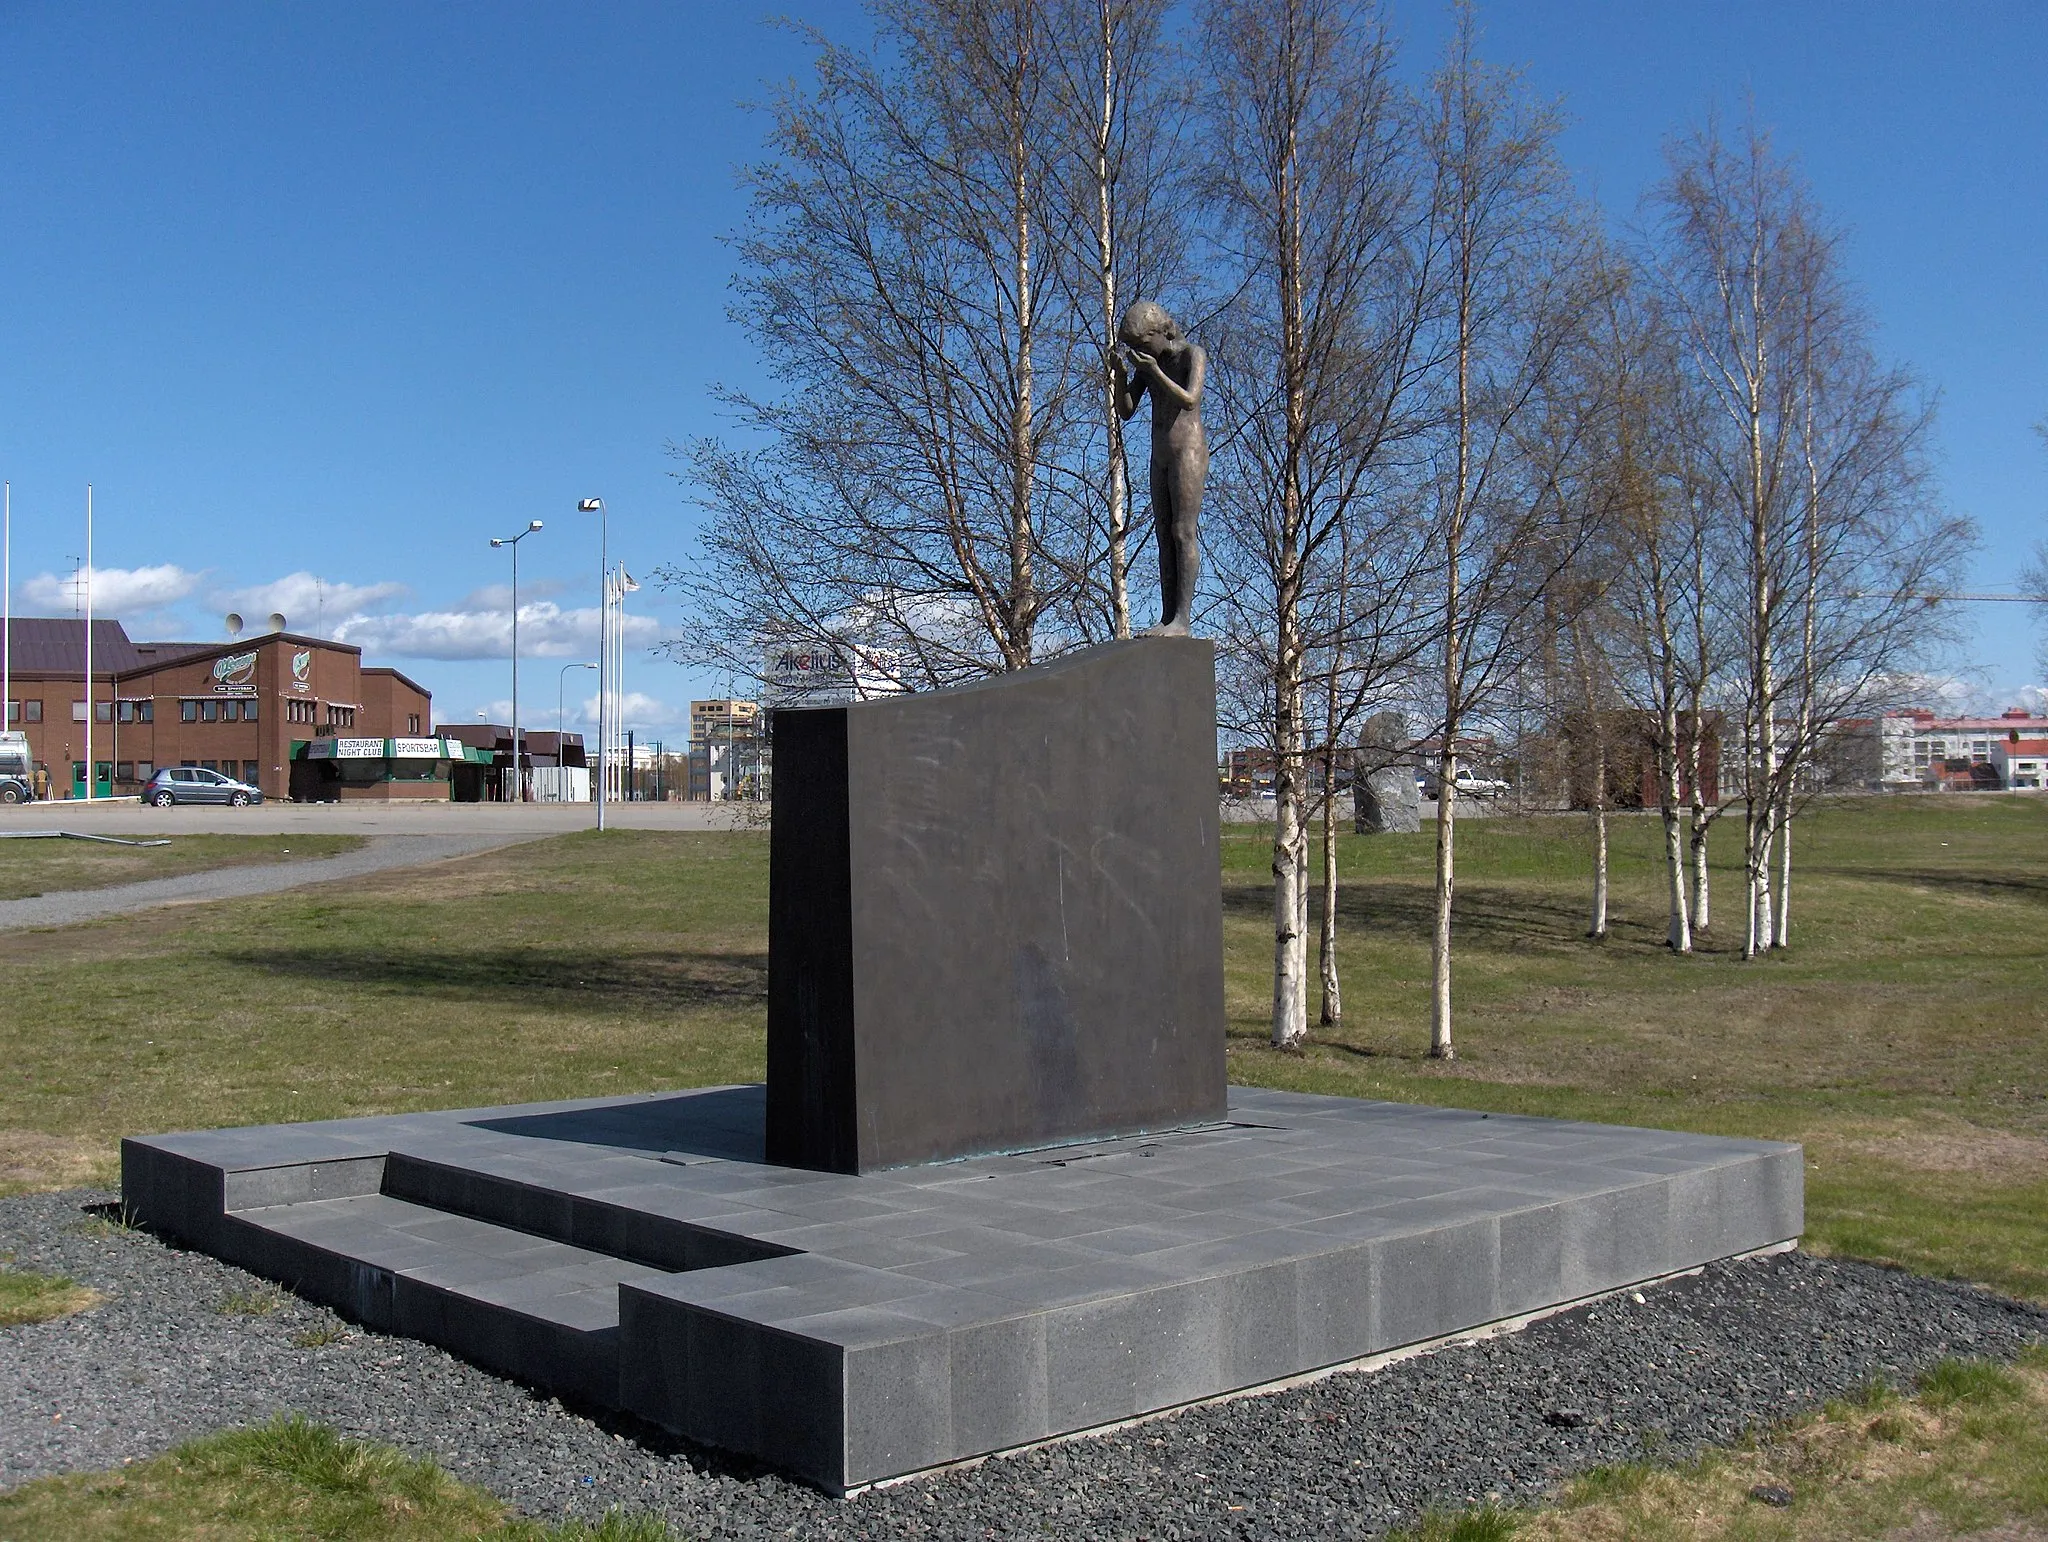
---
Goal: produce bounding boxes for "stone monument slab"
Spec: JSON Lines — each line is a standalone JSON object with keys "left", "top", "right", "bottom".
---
{"left": 767, "top": 636, "right": 1227, "bottom": 1173}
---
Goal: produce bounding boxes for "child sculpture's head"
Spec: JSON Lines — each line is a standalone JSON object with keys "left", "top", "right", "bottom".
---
{"left": 1119, "top": 300, "right": 1181, "bottom": 355}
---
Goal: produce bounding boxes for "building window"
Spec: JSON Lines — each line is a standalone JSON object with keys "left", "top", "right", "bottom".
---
{"left": 181, "top": 700, "right": 199, "bottom": 723}
{"left": 244, "top": 760, "right": 261, "bottom": 783}
{"left": 117, "top": 762, "right": 134, "bottom": 781}
{"left": 72, "top": 701, "right": 87, "bottom": 722}
{"left": 139, "top": 699, "right": 153, "bottom": 723}
{"left": 201, "top": 700, "right": 219, "bottom": 723}
{"left": 287, "top": 699, "right": 316, "bottom": 725}
{"left": 220, "top": 700, "right": 239, "bottom": 722}
{"left": 407, "top": 713, "right": 421, "bottom": 734}
{"left": 137, "top": 761, "right": 153, "bottom": 780}
{"left": 181, "top": 759, "right": 198, "bottom": 768}
{"left": 243, "top": 699, "right": 258, "bottom": 722}
{"left": 118, "top": 701, "right": 134, "bottom": 723}
{"left": 200, "top": 760, "right": 216, "bottom": 773}
{"left": 326, "top": 705, "right": 355, "bottom": 728}
{"left": 96, "top": 701, "right": 113, "bottom": 723}
{"left": 24, "top": 700, "right": 40, "bottom": 723}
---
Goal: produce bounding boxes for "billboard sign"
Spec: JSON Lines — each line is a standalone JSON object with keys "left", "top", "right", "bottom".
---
{"left": 762, "top": 643, "right": 908, "bottom": 708}
{"left": 391, "top": 738, "right": 445, "bottom": 759}
{"left": 290, "top": 650, "right": 312, "bottom": 694}
{"left": 211, "top": 651, "right": 258, "bottom": 695}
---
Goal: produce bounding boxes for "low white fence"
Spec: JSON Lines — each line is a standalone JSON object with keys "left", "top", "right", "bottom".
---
{"left": 527, "top": 766, "right": 591, "bottom": 803}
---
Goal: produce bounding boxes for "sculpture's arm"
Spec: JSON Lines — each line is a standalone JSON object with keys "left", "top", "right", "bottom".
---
{"left": 1144, "top": 344, "right": 1205, "bottom": 410}
{"left": 1111, "top": 348, "right": 1147, "bottom": 421}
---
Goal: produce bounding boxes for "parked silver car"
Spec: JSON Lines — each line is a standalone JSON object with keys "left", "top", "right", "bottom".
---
{"left": 143, "top": 766, "right": 264, "bottom": 807}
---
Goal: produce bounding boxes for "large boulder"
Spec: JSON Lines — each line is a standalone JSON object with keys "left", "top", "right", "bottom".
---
{"left": 1353, "top": 712, "right": 1421, "bottom": 834}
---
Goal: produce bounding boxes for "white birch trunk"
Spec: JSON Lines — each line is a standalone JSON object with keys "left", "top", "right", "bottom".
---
{"left": 1271, "top": 647, "right": 1309, "bottom": 1046}
{"left": 1318, "top": 743, "right": 1341, "bottom": 1027}
{"left": 1092, "top": 0, "right": 1131, "bottom": 639}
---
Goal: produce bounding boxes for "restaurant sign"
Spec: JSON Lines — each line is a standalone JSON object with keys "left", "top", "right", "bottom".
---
{"left": 211, "top": 651, "right": 258, "bottom": 696}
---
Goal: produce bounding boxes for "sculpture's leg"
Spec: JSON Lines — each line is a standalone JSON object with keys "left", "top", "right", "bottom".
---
{"left": 1143, "top": 455, "right": 1190, "bottom": 637}
{"left": 1169, "top": 443, "right": 1205, "bottom": 630}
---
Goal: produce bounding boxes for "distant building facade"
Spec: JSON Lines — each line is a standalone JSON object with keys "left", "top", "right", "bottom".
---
{"left": 684, "top": 698, "right": 766, "bottom": 801}
{"left": 2, "top": 617, "right": 435, "bottom": 801}
{"left": 1860, "top": 708, "right": 2048, "bottom": 789}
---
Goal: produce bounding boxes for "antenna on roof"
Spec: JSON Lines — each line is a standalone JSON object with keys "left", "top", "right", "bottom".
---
{"left": 266, "top": 612, "right": 287, "bottom": 634}
{"left": 224, "top": 613, "right": 244, "bottom": 638}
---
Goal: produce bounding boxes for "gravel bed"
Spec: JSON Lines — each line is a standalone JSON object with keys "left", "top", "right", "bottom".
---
{"left": 2, "top": 1187, "right": 2042, "bottom": 1538}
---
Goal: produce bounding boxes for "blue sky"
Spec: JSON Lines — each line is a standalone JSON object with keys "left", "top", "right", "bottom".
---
{"left": 2, "top": 0, "right": 2042, "bottom": 735}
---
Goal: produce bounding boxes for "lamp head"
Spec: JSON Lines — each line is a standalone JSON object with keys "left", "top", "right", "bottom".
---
{"left": 578, "top": 498, "right": 603, "bottom": 512}
{"left": 490, "top": 538, "right": 505, "bottom": 548}
{"left": 528, "top": 520, "right": 544, "bottom": 532}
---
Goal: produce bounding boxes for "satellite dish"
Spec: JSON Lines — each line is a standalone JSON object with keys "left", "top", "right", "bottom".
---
{"left": 224, "top": 613, "right": 244, "bottom": 638}
{"left": 267, "top": 612, "right": 288, "bottom": 633}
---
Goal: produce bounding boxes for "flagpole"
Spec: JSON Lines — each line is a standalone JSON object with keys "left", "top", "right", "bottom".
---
{"left": 3, "top": 481, "right": 11, "bottom": 738}
{"left": 83, "top": 484, "right": 94, "bottom": 801}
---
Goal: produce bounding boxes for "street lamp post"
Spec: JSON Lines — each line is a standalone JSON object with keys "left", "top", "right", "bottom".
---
{"left": 578, "top": 498, "right": 607, "bottom": 830}
{"left": 559, "top": 660, "right": 597, "bottom": 798}
{"left": 489, "top": 520, "right": 543, "bottom": 802}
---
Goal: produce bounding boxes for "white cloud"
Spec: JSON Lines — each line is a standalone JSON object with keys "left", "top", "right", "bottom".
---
{"left": 469, "top": 691, "right": 680, "bottom": 733}
{"left": 335, "top": 601, "right": 659, "bottom": 661}
{"left": 214, "top": 572, "right": 409, "bottom": 633}
{"left": 578, "top": 690, "right": 681, "bottom": 730}
{"left": 18, "top": 564, "right": 201, "bottom": 613}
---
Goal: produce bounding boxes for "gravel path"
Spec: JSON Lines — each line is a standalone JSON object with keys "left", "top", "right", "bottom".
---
{"left": 2, "top": 1189, "right": 2041, "bottom": 1537}
{"left": 0, "top": 834, "right": 542, "bottom": 931}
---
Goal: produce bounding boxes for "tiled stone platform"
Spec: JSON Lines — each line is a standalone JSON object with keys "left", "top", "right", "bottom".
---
{"left": 123, "top": 1086, "right": 1802, "bottom": 1492}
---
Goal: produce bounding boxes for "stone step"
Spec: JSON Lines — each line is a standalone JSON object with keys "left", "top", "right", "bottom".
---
{"left": 379, "top": 1148, "right": 791, "bottom": 1273}
{"left": 231, "top": 1192, "right": 672, "bottom": 1404}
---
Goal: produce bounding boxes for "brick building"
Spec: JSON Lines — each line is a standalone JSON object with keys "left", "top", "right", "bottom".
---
{"left": 2, "top": 617, "right": 433, "bottom": 801}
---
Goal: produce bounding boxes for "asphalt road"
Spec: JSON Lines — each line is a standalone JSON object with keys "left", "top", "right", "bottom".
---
{"left": 0, "top": 833, "right": 549, "bottom": 932}
{"left": 0, "top": 799, "right": 755, "bottom": 837}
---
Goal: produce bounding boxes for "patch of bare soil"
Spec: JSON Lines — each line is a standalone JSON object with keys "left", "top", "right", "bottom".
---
{"left": 1817, "top": 1116, "right": 2048, "bottom": 1179}
{"left": 0, "top": 1130, "right": 112, "bottom": 1192}
{"left": 1884, "top": 1519, "right": 2048, "bottom": 1542}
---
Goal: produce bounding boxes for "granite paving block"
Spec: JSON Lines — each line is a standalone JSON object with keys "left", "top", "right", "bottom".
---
{"left": 125, "top": 1082, "right": 1802, "bottom": 1493}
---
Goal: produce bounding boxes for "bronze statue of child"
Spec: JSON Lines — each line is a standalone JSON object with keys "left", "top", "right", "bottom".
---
{"left": 1112, "top": 300, "right": 1207, "bottom": 636}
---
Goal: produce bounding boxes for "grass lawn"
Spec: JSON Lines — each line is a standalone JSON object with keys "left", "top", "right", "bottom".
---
{"left": 0, "top": 796, "right": 2042, "bottom": 1536}
{"left": 0, "top": 1264, "right": 100, "bottom": 1326}
{"left": 1222, "top": 794, "right": 2048, "bottom": 1304}
{"left": 0, "top": 829, "right": 765, "bottom": 1192}
{"left": 0, "top": 799, "right": 2043, "bottom": 1299}
{"left": 0, "top": 1416, "right": 673, "bottom": 1540}
{"left": 0, "top": 834, "right": 362, "bottom": 902}
{"left": 1396, "top": 1348, "right": 2048, "bottom": 1541}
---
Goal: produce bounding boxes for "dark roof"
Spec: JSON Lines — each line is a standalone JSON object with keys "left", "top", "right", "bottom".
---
{"left": 117, "top": 632, "right": 361, "bottom": 677}
{"left": 361, "top": 665, "right": 433, "bottom": 700}
{"left": 1, "top": 617, "right": 143, "bottom": 675}
{"left": 126, "top": 641, "right": 221, "bottom": 668}
{"left": 437, "top": 723, "right": 509, "bottom": 748}
{"left": 1, "top": 619, "right": 370, "bottom": 681}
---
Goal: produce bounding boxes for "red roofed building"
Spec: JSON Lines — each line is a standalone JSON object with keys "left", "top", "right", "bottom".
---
{"left": 3, "top": 616, "right": 433, "bottom": 800}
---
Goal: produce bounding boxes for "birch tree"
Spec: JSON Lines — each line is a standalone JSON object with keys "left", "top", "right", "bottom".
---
{"left": 1044, "top": 0, "right": 1192, "bottom": 642}
{"left": 1601, "top": 279, "right": 1700, "bottom": 951}
{"left": 1419, "top": 7, "right": 1594, "bottom": 1058}
{"left": 667, "top": 0, "right": 1084, "bottom": 687}
{"left": 1199, "top": 0, "right": 1433, "bottom": 1048}
{"left": 1654, "top": 114, "right": 1967, "bottom": 955}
